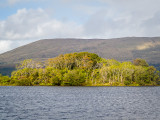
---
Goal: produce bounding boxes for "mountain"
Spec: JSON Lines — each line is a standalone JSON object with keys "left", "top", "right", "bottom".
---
{"left": 0, "top": 37, "right": 160, "bottom": 75}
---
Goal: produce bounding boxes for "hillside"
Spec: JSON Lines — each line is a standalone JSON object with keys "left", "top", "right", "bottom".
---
{"left": 0, "top": 37, "right": 160, "bottom": 75}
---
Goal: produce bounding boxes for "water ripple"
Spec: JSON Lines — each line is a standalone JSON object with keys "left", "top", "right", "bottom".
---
{"left": 0, "top": 86, "right": 160, "bottom": 120}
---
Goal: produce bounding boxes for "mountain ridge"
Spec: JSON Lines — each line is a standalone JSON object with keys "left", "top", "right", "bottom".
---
{"left": 0, "top": 37, "right": 160, "bottom": 75}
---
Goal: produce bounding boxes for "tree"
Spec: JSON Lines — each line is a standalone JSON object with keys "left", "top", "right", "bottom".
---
{"left": 63, "top": 69, "right": 86, "bottom": 86}
{"left": 0, "top": 74, "right": 11, "bottom": 85}
{"left": 133, "top": 58, "right": 149, "bottom": 67}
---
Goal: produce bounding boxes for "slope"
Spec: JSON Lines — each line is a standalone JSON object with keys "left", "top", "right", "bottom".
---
{"left": 0, "top": 37, "right": 160, "bottom": 75}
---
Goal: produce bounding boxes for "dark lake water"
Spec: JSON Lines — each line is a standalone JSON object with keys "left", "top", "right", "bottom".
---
{"left": 0, "top": 86, "right": 160, "bottom": 120}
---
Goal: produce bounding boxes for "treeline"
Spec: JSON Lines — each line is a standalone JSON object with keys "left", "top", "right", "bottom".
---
{"left": 0, "top": 52, "right": 160, "bottom": 86}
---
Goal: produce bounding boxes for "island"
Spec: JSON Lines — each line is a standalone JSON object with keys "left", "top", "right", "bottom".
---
{"left": 0, "top": 52, "right": 160, "bottom": 86}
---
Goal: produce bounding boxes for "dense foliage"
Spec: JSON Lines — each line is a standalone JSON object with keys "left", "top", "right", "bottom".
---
{"left": 0, "top": 74, "right": 10, "bottom": 85}
{"left": 0, "top": 52, "right": 160, "bottom": 86}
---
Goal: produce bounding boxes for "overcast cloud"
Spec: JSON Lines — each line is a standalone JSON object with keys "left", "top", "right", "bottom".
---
{"left": 0, "top": 0, "right": 160, "bottom": 53}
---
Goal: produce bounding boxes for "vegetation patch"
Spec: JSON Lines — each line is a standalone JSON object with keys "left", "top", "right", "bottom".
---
{"left": 0, "top": 52, "right": 160, "bottom": 86}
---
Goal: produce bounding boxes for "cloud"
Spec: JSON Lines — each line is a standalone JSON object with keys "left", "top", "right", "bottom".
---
{"left": 0, "top": 8, "right": 84, "bottom": 53}
{"left": 0, "top": 41, "right": 12, "bottom": 53}
{"left": 83, "top": 9, "right": 143, "bottom": 38}
{"left": 82, "top": 0, "right": 160, "bottom": 38}
{"left": 1, "top": 1, "right": 160, "bottom": 41}
{"left": 141, "top": 12, "right": 160, "bottom": 36}
{"left": 1, "top": 0, "right": 160, "bottom": 53}
{"left": 0, "top": 8, "right": 83, "bottom": 41}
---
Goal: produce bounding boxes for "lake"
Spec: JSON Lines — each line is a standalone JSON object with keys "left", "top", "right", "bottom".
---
{"left": 0, "top": 86, "right": 160, "bottom": 120}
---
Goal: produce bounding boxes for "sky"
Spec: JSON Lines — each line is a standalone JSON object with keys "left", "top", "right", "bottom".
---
{"left": 0, "top": 0, "right": 160, "bottom": 53}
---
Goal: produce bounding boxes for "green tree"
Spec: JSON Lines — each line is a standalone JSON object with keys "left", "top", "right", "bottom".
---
{"left": 63, "top": 69, "right": 86, "bottom": 86}
{"left": 0, "top": 74, "right": 11, "bottom": 85}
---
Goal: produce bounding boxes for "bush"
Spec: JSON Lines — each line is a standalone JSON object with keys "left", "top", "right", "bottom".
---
{"left": 15, "top": 78, "right": 32, "bottom": 86}
{"left": 63, "top": 69, "right": 86, "bottom": 86}
{"left": 124, "top": 80, "right": 131, "bottom": 86}
{"left": 52, "top": 76, "right": 61, "bottom": 86}
{"left": 0, "top": 74, "right": 11, "bottom": 85}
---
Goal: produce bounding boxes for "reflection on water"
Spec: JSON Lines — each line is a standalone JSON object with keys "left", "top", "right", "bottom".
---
{"left": 0, "top": 86, "right": 160, "bottom": 120}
